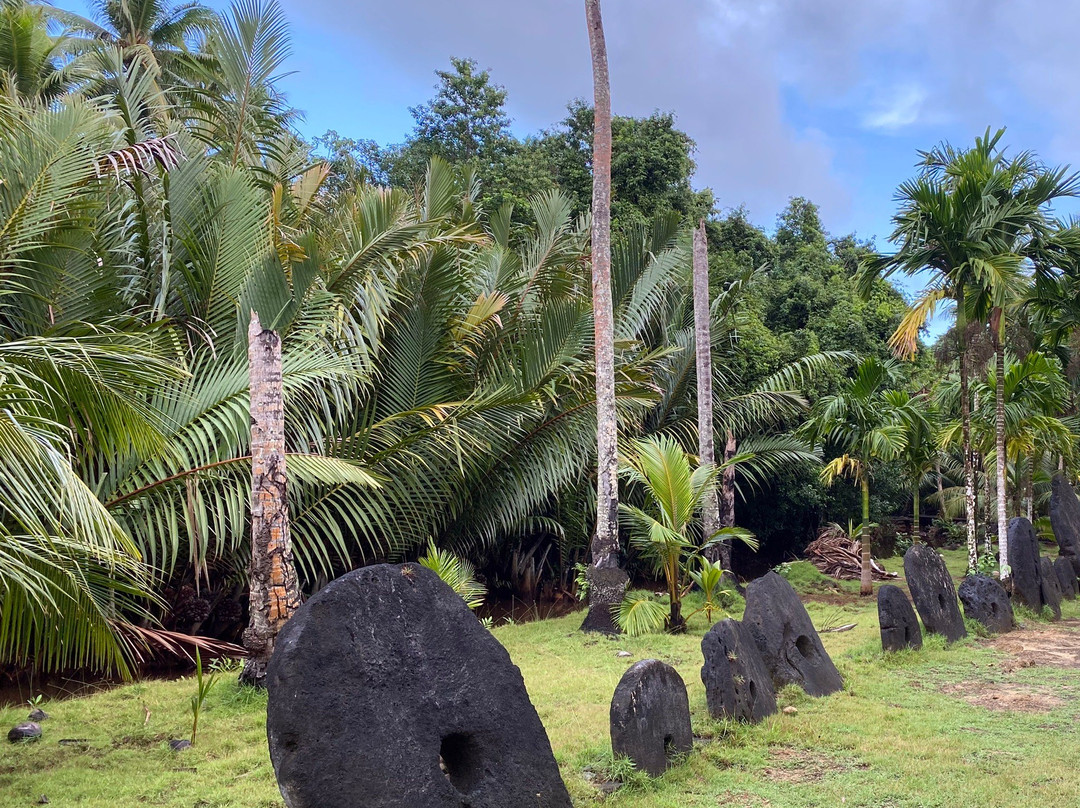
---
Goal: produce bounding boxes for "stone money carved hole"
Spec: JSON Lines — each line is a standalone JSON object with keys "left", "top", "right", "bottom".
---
{"left": 440, "top": 732, "right": 482, "bottom": 794}
{"left": 663, "top": 734, "right": 675, "bottom": 761}
{"left": 795, "top": 635, "right": 814, "bottom": 660}
{"left": 748, "top": 679, "right": 757, "bottom": 706}
{"left": 938, "top": 593, "right": 947, "bottom": 611}
{"left": 990, "top": 600, "right": 999, "bottom": 616}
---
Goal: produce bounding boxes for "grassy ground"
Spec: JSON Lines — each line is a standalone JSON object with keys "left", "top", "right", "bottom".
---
{"left": 3, "top": 548, "right": 1079, "bottom": 808}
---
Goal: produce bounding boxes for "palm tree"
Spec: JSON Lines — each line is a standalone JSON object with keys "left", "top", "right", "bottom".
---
{"left": 72, "top": 0, "right": 215, "bottom": 85}
{"left": 580, "top": 0, "right": 626, "bottom": 634}
{"left": 802, "top": 357, "right": 907, "bottom": 595}
{"left": 860, "top": 128, "right": 1080, "bottom": 579}
{"left": 617, "top": 435, "right": 755, "bottom": 633}
{"left": 884, "top": 390, "right": 939, "bottom": 540}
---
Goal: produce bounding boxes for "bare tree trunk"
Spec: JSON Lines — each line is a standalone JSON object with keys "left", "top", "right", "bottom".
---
{"left": 994, "top": 342, "right": 1010, "bottom": 584}
{"left": 580, "top": 0, "right": 627, "bottom": 633}
{"left": 719, "top": 432, "right": 737, "bottom": 555}
{"left": 241, "top": 311, "right": 300, "bottom": 686}
{"left": 692, "top": 221, "right": 723, "bottom": 566}
{"left": 860, "top": 475, "right": 872, "bottom": 596}
{"left": 912, "top": 487, "right": 920, "bottom": 542}
{"left": 959, "top": 333, "right": 978, "bottom": 574}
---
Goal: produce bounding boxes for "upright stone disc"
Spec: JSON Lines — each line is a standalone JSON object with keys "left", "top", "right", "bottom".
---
{"left": 742, "top": 571, "right": 843, "bottom": 696}
{"left": 1007, "top": 517, "right": 1045, "bottom": 613}
{"left": 266, "top": 564, "right": 571, "bottom": 808}
{"left": 1050, "top": 474, "right": 1080, "bottom": 576}
{"left": 610, "top": 659, "right": 693, "bottom": 777}
{"left": 1039, "top": 556, "right": 1063, "bottom": 620}
{"left": 958, "top": 574, "right": 1014, "bottom": 634}
{"left": 877, "top": 584, "right": 923, "bottom": 651}
{"left": 1054, "top": 556, "right": 1079, "bottom": 600}
{"left": 903, "top": 544, "right": 966, "bottom": 643}
{"left": 700, "top": 618, "right": 778, "bottom": 722}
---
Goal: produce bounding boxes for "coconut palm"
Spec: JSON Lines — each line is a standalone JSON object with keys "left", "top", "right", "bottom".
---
{"left": 616, "top": 435, "right": 755, "bottom": 634}
{"left": 802, "top": 357, "right": 907, "bottom": 595}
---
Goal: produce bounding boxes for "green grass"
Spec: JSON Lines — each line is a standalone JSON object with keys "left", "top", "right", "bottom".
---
{"left": 3, "top": 549, "right": 1079, "bottom": 807}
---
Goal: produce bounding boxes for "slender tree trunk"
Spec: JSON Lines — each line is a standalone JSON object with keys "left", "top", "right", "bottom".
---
{"left": 935, "top": 458, "right": 944, "bottom": 539}
{"left": 580, "top": 0, "right": 627, "bottom": 633}
{"left": 913, "top": 487, "right": 920, "bottom": 542}
{"left": 860, "top": 475, "right": 872, "bottom": 596}
{"left": 981, "top": 449, "right": 993, "bottom": 558}
{"left": 692, "top": 221, "right": 723, "bottom": 566}
{"left": 241, "top": 311, "right": 300, "bottom": 687}
{"left": 719, "top": 432, "right": 737, "bottom": 550}
{"left": 959, "top": 330, "right": 978, "bottom": 574}
{"left": 994, "top": 342, "right": 1010, "bottom": 583}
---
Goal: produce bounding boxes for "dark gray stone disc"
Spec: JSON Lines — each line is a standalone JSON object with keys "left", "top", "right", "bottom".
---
{"left": 1039, "top": 556, "right": 1063, "bottom": 620}
{"left": 958, "top": 574, "right": 1014, "bottom": 634}
{"left": 877, "top": 584, "right": 923, "bottom": 651}
{"left": 266, "top": 564, "right": 571, "bottom": 808}
{"left": 742, "top": 571, "right": 843, "bottom": 696}
{"left": 610, "top": 659, "right": 692, "bottom": 777}
{"left": 1054, "top": 556, "right": 1079, "bottom": 600}
{"left": 1007, "top": 517, "right": 1046, "bottom": 613}
{"left": 1050, "top": 474, "right": 1080, "bottom": 576}
{"left": 903, "top": 544, "right": 966, "bottom": 643}
{"left": 700, "top": 618, "right": 778, "bottom": 722}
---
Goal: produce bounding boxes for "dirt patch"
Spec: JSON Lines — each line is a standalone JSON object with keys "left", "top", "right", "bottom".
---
{"left": 985, "top": 619, "right": 1080, "bottom": 671}
{"left": 761, "top": 746, "right": 865, "bottom": 784}
{"left": 716, "top": 791, "right": 773, "bottom": 806}
{"left": 941, "top": 681, "right": 1065, "bottom": 712}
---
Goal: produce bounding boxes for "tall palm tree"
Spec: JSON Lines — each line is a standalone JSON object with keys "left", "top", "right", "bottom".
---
{"left": 802, "top": 357, "right": 907, "bottom": 595}
{"left": 74, "top": 0, "right": 215, "bottom": 85}
{"left": 580, "top": 0, "right": 626, "bottom": 634}
{"left": 860, "top": 128, "right": 1080, "bottom": 579}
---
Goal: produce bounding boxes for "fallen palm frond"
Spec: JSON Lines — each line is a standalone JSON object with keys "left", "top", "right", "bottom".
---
{"left": 805, "top": 523, "right": 897, "bottom": 581}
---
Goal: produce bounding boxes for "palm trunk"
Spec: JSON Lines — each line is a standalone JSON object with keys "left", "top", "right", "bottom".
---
{"left": 913, "top": 486, "right": 920, "bottom": 542}
{"left": 580, "top": 0, "right": 627, "bottom": 633}
{"left": 241, "top": 311, "right": 300, "bottom": 687}
{"left": 719, "top": 432, "right": 737, "bottom": 557}
{"left": 994, "top": 342, "right": 1009, "bottom": 583}
{"left": 860, "top": 475, "right": 872, "bottom": 596}
{"left": 692, "top": 221, "right": 723, "bottom": 566}
{"left": 959, "top": 328, "right": 978, "bottom": 574}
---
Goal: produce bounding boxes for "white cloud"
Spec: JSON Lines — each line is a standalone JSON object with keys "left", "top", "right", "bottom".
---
{"left": 862, "top": 85, "right": 928, "bottom": 131}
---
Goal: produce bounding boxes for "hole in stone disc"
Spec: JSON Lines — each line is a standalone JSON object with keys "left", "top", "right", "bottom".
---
{"left": 748, "top": 679, "right": 757, "bottom": 706}
{"left": 440, "top": 733, "right": 482, "bottom": 794}
{"left": 795, "top": 635, "right": 813, "bottom": 659}
{"left": 990, "top": 601, "right": 998, "bottom": 615}
{"left": 938, "top": 593, "right": 947, "bottom": 610}
{"left": 663, "top": 734, "right": 675, "bottom": 760}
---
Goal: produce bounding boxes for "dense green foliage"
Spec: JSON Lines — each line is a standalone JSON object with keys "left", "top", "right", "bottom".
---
{"left": 3, "top": 0, "right": 1080, "bottom": 676}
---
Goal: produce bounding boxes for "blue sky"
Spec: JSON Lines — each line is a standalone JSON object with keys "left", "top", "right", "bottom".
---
{"left": 61, "top": 0, "right": 1080, "bottom": 334}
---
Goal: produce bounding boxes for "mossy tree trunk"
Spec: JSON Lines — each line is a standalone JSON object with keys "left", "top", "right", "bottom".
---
{"left": 241, "top": 311, "right": 300, "bottom": 686}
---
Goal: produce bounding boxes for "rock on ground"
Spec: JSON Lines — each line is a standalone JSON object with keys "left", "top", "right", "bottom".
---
{"left": 700, "top": 618, "right": 778, "bottom": 722}
{"left": 7, "top": 722, "right": 41, "bottom": 742}
{"left": 742, "top": 571, "right": 843, "bottom": 696}
{"left": 610, "top": 659, "right": 693, "bottom": 777}
{"left": 958, "top": 575, "right": 1014, "bottom": 634}
{"left": 877, "top": 584, "right": 923, "bottom": 651}
{"left": 903, "top": 544, "right": 967, "bottom": 643}
{"left": 266, "top": 564, "right": 571, "bottom": 808}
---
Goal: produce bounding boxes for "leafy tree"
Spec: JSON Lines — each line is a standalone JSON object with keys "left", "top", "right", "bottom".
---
{"left": 538, "top": 100, "right": 713, "bottom": 229}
